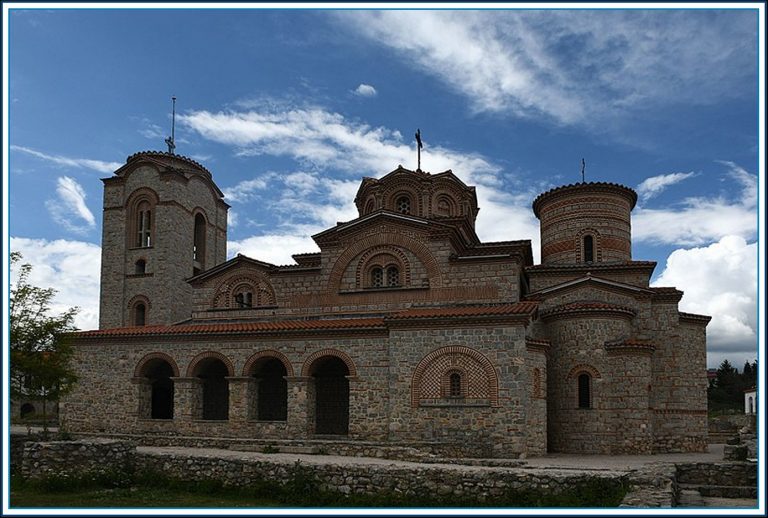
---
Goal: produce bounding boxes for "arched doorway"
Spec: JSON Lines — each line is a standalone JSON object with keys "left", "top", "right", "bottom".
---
{"left": 194, "top": 358, "right": 229, "bottom": 420}
{"left": 251, "top": 358, "right": 288, "bottom": 421}
{"left": 311, "top": 356, "right": 349, "bottom": 435}
{"left": 143, "top": 359, "right": 174, "bottom": 419}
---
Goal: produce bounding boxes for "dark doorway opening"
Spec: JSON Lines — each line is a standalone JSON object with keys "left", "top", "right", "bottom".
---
{"left": 196, "top": 358, "right": 229, "bottom": 420}
{"left": 312, "top": 357, "right": 349, "bottom": 435}
{"left": 254, "top": 358, "right": 288, "bottom": 421}
{"left": 145, "top": 360, "right": 174, "bottom": 419}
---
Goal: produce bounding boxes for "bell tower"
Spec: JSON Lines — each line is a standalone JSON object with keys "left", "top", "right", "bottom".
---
{"left": 98, "top": 151, "right": 229, "bottom": 329}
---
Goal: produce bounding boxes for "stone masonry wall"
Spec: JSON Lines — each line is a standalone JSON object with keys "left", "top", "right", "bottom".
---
{"left": 21, "top": 439, "right": 135, "bottom": 480}
{"left": 63, "top": 323, "right": 532, "bottom": 458}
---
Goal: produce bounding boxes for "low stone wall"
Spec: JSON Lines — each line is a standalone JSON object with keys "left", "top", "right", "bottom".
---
{"left": 136, "top": 448, "right": 623, "bottom": 501}
{"left": 66, "top": 431, "right": 499, "bottom": 463}
{"left": 19, "top": 439, "right": 626, "bottom": 504}
{"left": 618, "top": 464, "right": 677, "bottom": 508}
{"left": 675, "top": 461, "right": 757, "bottom": 488}
{"left": 21, "top": 439, "right": 135, "bottom": 480}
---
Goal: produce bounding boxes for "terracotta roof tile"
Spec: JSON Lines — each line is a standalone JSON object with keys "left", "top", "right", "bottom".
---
{"left": 526, "top": 261, "right": 656, "bottom": 271}
{"left": 125, "top": 150, "right": 212, "bottom": 177}
{"left": 389, "top": 302, "right": 538, "bottom": 320}
{"left": 541, "top": 302, "right": 635, "bottom": 319}
{"left": 74, "top": 317, "right": 386, "bottom": 338}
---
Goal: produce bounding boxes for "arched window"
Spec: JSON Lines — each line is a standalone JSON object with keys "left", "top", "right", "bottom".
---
{"left": 364, "top": 199, "right": 375, "bottom": 214}
{"left": 193, "top": 213, "right": 206, "bottom": 275}
{"left": 583, "top": 235, "right": 594, "bottom": 263}
{"left": 748, "top": 396, "right": 754, "bottom": 414}
{"left": 134, "top": 303, "right": 146, "bottom": 326}
{"left": 396, "top": 196, "right": 411, "bottom": 215}
{"left": 449, "top": 372, "right": 462, "bottom": 398}
{"left": 577, "top": 373, "right": 591, "bottom": 408}
{"left": 136, "top": 200, "right": 152, "bottom": 247}
{"left": 135, "top": 259, "right": 146, "bottom": 275}
{"left": 235, "top": 291, "right": 253, "bottom": 308}
{"left": 371, "top": 267, "right": 384, "bottom": 288}
{"left": 387, "top": 266, "right": 400, "bottom": 287}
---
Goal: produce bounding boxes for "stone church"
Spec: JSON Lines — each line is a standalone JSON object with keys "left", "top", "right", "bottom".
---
{"left": 61, "top": 150, "right": 710, "bottom": 457}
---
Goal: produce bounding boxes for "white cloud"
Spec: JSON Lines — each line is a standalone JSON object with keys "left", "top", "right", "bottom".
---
{"left": 340, "top": 10, "right": 755, "bottom": 128}
{"left": 228, "top": 234, "right": 320, "bottom": 266}
{"left": 183, "top": 105, "right": 542, "bottom": 262}
{"left": 10, "top": 237, "right": 102, "bottom": 331}
{"left": 636, "top": 172, "right": 695, "bottom": 202}
{"left": 227, "top": 210, "right": 238, "bottom": 229}
{"left": 353, "top": 83, "right": 377, "bottom": 97}
{"left": 633, "top": 162, "right": 756, "bottom": 246}
{"left": 652, "top": 236, "right": 757, "bottom": 369}
{"left": 11, "top": 145, "right": 121, "bottom": 174}
{"left": 222, "top": 174, "right": 275, "bottom": 203}
{"left": 45, "top": 176, "right": 96, "bottom": 235}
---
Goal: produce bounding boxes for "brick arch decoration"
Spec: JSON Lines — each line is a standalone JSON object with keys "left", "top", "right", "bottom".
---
{"left": 125, "top": 187, "right": 159, "bottom": 247}
{"left": 127, "top": 295, "right": 151, "bottom": 326}
{"left": 212, "top": 271, "right": 276, "bottom": 308}
{"left": 300, "top": 348, "right": 358, "bottom": 378}
{"left": 355, "top": 245, "right": 412, "bottom": 288}
{"left": 432, "top": 192, "right": 459, "bottom": 217}
{"left": 328, "top": 232, "right": 442, "bottom": 291}
{"left": 384, "top": 182, "right": 423, "bottom": 215}
{"left": 566, "top": 364, "right": 601, "bottom": 380}
{"left": 430, "top": 180, "right": 467, "bottom": 216}
{"left": 575, "top": 228, "right": 602, "bottom": 263}
{"left": 411, "top": 346, "right": 499, "bottom": 408}
{"left": 186, "top": 351, "right": 235, "bottom": 377}
{"left": 133, "top": 352, "right": 180, "bottom": 378}
{"left": 242, "top": 350, "right": 295, "bottom": 377}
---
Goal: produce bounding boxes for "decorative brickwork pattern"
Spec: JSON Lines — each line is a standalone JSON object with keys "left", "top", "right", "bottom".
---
{"left": 355, "top": 246, "right": 412, "bottom": 288}
{"left": 411, "top": 346, "right": 499, "bottom": 407}
{"left": 327, "top": 231, "right": 442, "bottom": 290}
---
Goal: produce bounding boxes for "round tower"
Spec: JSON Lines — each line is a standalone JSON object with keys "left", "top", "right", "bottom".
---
{"left": 532, "top": 182, "right": 637, "bottom": 265}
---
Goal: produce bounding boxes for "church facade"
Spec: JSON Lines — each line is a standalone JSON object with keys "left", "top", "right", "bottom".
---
{"left": 61, "top": 151, "right": 710, "bottom": 457}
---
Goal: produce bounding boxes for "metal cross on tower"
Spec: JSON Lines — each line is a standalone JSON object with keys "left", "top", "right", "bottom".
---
{"left": 415, "top": 129, "right": 423, "bottom": 171}
{"left": 165, "top": 96, "right": 177, "bottom": 154}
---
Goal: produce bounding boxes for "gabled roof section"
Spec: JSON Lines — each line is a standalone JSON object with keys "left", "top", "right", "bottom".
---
{"left": 187, "top": 253, "right": 277, "bottom": 284}
{"left": 526, "top": 274, "right": 653, "bottom": 300}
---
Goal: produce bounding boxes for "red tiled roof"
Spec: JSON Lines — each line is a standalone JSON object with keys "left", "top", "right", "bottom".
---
{"left": 74, "top": 317, "right": 386, "bottom": 338}
{"left": 388, "top": 302, "right": 538, "bottom": 320}
{"left": 526, "top": 261, "right": 656, "bottom": 271}
{"left": 541, "top": 302, "right": 635, "bottom": 318}
{"left": 126, "top": 150, "right": 211, "bottom": 175}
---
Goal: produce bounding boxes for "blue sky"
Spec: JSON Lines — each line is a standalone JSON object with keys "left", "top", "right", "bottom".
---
{"left": 4, "top": 4, "right": 763, "bottom": 369}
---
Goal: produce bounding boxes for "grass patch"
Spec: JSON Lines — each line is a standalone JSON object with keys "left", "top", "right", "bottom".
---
{"left": 10, "top": 466, "right": 629, "bottom": 509}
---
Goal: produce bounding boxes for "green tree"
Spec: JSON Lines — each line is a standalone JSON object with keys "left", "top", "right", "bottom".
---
{"left": 10, "top": 252, "right": 79, "bottom": 437}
